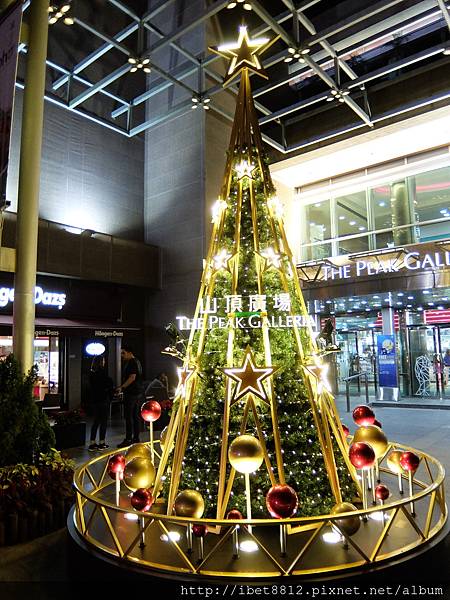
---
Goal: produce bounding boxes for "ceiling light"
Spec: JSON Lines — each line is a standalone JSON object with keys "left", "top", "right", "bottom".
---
{"left": 60, "top": 3, "right": 71, "bottom": 12}
{"left": 298, "top": 57, "right": 306, "bottom": 64}
{"left": 326, "top": 97, "right": 334, "bottom": 102}
{"left": 227, "top": 1, "right": 237, "bottom": 7}
{"left": 331, "top": 90, "right": 338, "bottom": 96}
{"left": 338, "top": 97, "right": 345, "bottom": 103}
{"left": 379, "top": 201, "right": 386, "bottom": 207}
{"left": 358, "top": 226, "right": 366, "bottom": 231}
{"left": 339, "top": 215, "right": 345, "bottom": 220}
{"left": 130, "top": 67, "right": 138, "bottom": 73}
{"left": 128, "top": 57, "right": 137, "bottom": 64}
{"left": 48, "top": 6, "right": 54, "bottom": 12}
{"left": 349, "top": 220, "right": 356, "bottom": 226}
{"left": 124, "top": 513, "right": 139, "bottom": 521}
{"left": 284, "top": 56, "right": 293, "bottom": 63}
{"left": 142, "top": 58, "right": 150, "bottom": 65}
{"left": 49, "top": 16, "right": 58, "bottom": 24}
{"left": 63, "top": 16, "right": 74, "bottom": 25}
{"left": 301, "top": 48, "right": 310, "bottom": 55}
{"left": 243, "top": 3, "right": 252, "bottom": 10}
{"left": 293, "top": 53, "right": 300, "bottom": 58}
{"left": 55, "top": 11, "right": 62, "bottom": 17}
{"left": 443, "top": 47, "right": 450, "bottom": 55}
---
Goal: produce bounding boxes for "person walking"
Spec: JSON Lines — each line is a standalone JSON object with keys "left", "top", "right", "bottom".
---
{"left": 443, "top": 349, "right": 450, "bottom": 385}
{"left": 116, "top": 345, "right": 144, "bottom": 447}
{"left": 88, "top": 356, "right": 114, "bottom": 451}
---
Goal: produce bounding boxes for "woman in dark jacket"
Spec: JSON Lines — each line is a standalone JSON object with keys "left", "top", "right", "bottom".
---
{"left": 88, "top": 356, "right": 114, "bottom": 451}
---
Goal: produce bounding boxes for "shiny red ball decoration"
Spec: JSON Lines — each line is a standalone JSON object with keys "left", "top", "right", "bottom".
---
{"left": 266, "top": 484, "right": 298, "bottom": 519}
{"left": 226, "top": 508, "right": 243, "bottom": 520}
{"left": 349, "top": 442, "right": 376, "bottom": 469}
{"left": 400, "top": 451, "right": 420, "bottom": 473}
{"left": 352, "top": 405, "right": 375, "bottom": 426}
{"left": 375, "top": 484, "right": 390, "bottom": 501}
{"left": 131, "top": 488, "right": 153, "bottom": 512}
{"left": 342, "top": 423, "right": 350, "bottom": 437}
{"left": 192, "top": 524, "right": 208, "bottom": 538}
{"left": 140, "top": 400, "right": 161, "bottom": 423}
{"left": 373, "top": 419, "right": 382, "bottom": 429}
{"left": 107, "top": 454, "right": 126, "bottom": 479}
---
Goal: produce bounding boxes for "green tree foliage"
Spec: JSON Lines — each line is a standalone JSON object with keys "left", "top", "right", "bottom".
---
{"left": 0, "top": 355, "right": 55, "bottom": 467}
{"left": 168, "top": 154, "right": 356, "bottom": 518}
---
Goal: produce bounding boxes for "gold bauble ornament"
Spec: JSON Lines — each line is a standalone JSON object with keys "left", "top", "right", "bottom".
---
{"left": 125, "top": 442, "right": 152, "bottom": 462}
{"left": 331, "top": 502, "right": 361, "bottom": 536}
{"left": 352, "top": 425, "right": 388, "bottom": 459}
{"left": 228, "top": 434, "right": 264, "bottom": 474}
{"left": 387, "top": 450, "right": 405, "bottom": 475}
{"left": 159, "top": 426, "right": 174, "bottom": 453}
{"left": 123, "top": 457, "right": 156, "bottom": 492}
{"left": 174, "top": 490, "right": 205, "bottom": 518}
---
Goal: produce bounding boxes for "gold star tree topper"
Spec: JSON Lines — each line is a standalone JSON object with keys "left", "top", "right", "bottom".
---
{"left": 210, "top": 25, "right": 278, "bottom": 86}
{"left": 223, "top": 346, "right": 278, "bottom": 405}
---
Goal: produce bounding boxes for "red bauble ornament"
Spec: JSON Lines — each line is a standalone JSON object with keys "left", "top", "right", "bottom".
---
{"left": 107, "top": 454, "right": 126, "bottom": 479}
{"left": 226, "top": 508, "right": 243, "bottom": 520}
{"left": 266, "top": 484, "right": 298, "bottom": 519}
{"left": 131, "top": 488, "right": 153, "bottom": 512}
{"left": 140, "top": 400, "right": 161, "bottom": 423}
{"left": 342, "top": 423, "right": 350, "bottom": 437}
{"left": 192, "top": 524, "right": 208, "bottom": 538}
{"left": 375, "top": 484, "right": 390, "bottom": 501}
{"left": 400, "top": 451, "right": 420, "bottom": 472}
{"left": 349, "top": 442, "right": 376, "bottom": 469}
{"left": 373, "top": 419, "right": 382, "bottom": 429}
{"left": 352, "top": 405, "right": 375, "bottom": 426}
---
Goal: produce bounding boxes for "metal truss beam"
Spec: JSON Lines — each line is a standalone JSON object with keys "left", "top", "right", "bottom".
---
{"left": 52, "top": 22, "right": 139, "bottom": 91}
{"left": 15, "top": 81, "right": 130, "bottom": 137}
{"left": 304, "top": 0, "right": 408, "bottom": 47}
{"left": 74, "top": 17, "right": 132, "bottom": 57}
{"left": 436, "top": 0, "right": 450, "bottom": 31}
{"left": 251, "top": 0, "right": 372, "bottom": 127}
{"left": 69, "top": 63, "right": 131, "bottom": 109}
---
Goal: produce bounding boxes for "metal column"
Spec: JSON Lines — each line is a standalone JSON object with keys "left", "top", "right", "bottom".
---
{"left": 12, "top": 0, "right": 50, "bottom": 372}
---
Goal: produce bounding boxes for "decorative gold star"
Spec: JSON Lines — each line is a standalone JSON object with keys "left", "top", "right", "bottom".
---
{"left": 211, "top": 249, "right": 238, "bottom": 275}
{"left": 209, "top": 25, "right": 278, "bottom": 85}
{"left": 223, "top": 347, "right": 277, "bottom": 405}
{"left": 176, "top": 364, "right": 195, "bottom": 396}
{"left": 235, "top": 159, "right": 257, "bottom": 180}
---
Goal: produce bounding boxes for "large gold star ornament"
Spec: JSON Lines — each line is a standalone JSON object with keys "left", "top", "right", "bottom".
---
{"left": 223, "top": 347, "right": 277, "bottom": 404}
{"left": 209, "top": 26, "right": 278, "bottom": 85}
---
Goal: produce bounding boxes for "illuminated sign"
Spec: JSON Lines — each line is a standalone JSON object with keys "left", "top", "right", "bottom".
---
{"left": 85, "top": 342, "right": 106, "bottom": 356}
{"left": 94, "top": 330, "right": 123, "bottom": 338}
{"left": 322, "top": 251, "right": 450, "bottom": 281}
{"left": 0, "top": 285, "right": 66, "bottom": 309}
{"left": 176, "top": 294, "right": 316, "bottom": 331}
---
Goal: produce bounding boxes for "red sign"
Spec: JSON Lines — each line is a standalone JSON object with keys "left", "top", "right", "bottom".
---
{"left": 374, "top": 312, "right": 400, "bottom": 330}
{"left": 424, "top": 309, "right": 450, "bottom": 324}
{"left": 0, "top": 1, "right": 22, "bottom": 202}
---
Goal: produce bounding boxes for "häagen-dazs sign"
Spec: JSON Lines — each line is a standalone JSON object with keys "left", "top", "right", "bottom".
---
{"left": 0, "top": 285, "right": 66, "bottom": 309}
{"left": 323, "top": 250, "right": 450, "bottom": 281}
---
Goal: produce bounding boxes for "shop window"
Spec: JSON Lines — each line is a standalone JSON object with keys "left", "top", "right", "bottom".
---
{"left": 370, "top": 184, "right": 394, "bottom": 248}
{"left": 336, "top": 191, "right": 368, "bottom": 255}
{"left": 301, "top": 199, "right": 331, "bottom": 260}
{"left": 413, "top": 166, "right": 450, "bottom": 242}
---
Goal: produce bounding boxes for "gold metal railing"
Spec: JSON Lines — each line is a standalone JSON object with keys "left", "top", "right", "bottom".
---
{"left": 72, "top": 441, "right": 447, "bottom": 578}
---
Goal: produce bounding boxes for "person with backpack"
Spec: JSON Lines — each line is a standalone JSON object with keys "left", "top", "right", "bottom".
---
{"left": 116, "top": 345, "right": 144, "bottom": 447}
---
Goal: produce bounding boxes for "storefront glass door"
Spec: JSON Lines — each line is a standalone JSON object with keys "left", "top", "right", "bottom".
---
{"left": 335, "top": 330, "right": 377, "bottom": 393}
{"left": 408, "top": 327, "right": 440, "bottom": 397}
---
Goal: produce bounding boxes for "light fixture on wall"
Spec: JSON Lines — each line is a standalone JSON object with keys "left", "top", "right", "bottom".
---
{"left": 48, "top": 1, "right": 73, "bottom": 25}
{"left": 191, "top": 95, "right": 211, "bottom": 110}
{"left": 128, "top": 57, "right": 151, "bottom": 74}
{"left": 284, "top": 46, "right": 310, "bottom": 64}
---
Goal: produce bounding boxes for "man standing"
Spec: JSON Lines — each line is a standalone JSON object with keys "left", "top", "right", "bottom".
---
{"left": 116, "top": 345, "right": 144, "bottom": 447}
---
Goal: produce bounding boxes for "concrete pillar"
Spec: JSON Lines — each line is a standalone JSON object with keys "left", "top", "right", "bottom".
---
{"left": 12, "top": 0, "right": 49, "bottom": 372}
{"left": 390, "top": 180, "right": 415, "bottom": 246}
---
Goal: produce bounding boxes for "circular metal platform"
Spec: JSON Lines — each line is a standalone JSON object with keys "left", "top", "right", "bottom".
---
{"left": 71, "top": 441, "right": 447, "bottom": 579}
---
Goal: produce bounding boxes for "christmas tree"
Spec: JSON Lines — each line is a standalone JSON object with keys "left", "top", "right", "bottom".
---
{"left": 155, "top": 26, "right": 358, "bottom": 519}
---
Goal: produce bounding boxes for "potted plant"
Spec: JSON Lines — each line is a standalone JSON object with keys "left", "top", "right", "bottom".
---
{"left": 51, "top": 409, "right": 86, "bottom": 450}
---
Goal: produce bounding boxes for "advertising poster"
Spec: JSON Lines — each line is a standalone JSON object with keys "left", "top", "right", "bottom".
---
{"left": 377, "top": 334, "right": 398, "bottom": 388}
{"left": 0, "top": 0, "right": 22, "bottom": 203}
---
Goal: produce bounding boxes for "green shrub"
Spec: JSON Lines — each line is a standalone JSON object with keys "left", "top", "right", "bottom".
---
{"left": 0, "top": 355, "right": 55, "bottom": 467}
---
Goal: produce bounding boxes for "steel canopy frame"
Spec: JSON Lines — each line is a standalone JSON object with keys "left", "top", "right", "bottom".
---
{"left": 16, "top": 0, "right": 450, "bottom": 152}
